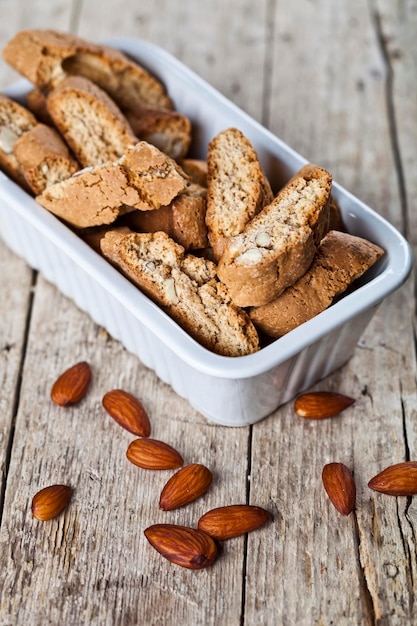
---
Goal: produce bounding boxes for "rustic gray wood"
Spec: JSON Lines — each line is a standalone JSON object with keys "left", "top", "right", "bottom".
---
{"left": 245, "top": 2, "right": 417, "bottom": 625}
{"left": 0, "top": 0, "right": 77, "bottom": 504}
{"left": 0, "top": 248, "right": 33, "bottom": 510}
{"left": 0, "top": 1, "right": 416, "bottom": 624}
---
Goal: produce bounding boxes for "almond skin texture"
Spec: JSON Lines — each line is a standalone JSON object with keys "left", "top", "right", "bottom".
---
{"left": 32, "top": 484, "right": 72, "bottom": 521}
{"left": 102, "top": 389, "right": 151, "bottom": 437}
{"left": 198, "top": 504, "right": 270, "bottom": 540}
{"left": 159, "top": 463, "right": 213, "bottom": 511}
{"left": 144, "top": 523, "right": 217, "bottom": 569}
{"left": 368, "top": 462, "right": 417, "bottom": 496}
{"left": 294, "top": 391, "right": 355, "bottom": 419}
{"left": 126, "top": 438, "right": 183, "bottom": 470}
{"left": 50, "top": 361, "right": 92, "bottom": 406}
{"left": 322, "top": 463, "right": 356, "bottom": 516}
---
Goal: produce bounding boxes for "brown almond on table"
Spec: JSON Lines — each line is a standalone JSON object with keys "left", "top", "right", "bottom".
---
{"left": 294, "top": 391, "right": 355, "bottom": 419}
{"left": 31, "top": 484, "right": 72, "bottom": 521}
{"left": 198, "top": 504, "right": 270, "bottom": 540}
{"left": 159, "top": 463, "right": 213, "bottom": 511}
{"left": 322, "top": 463, "right": 356, "bottom": 516}
{"left": 144, "top": 523, "right": 218, "bottom": 569}
{"left": 102, "top": 389, "right": 151, "bottom": 437}
{"left": 126, "top": 438, "right": 183, "bottom": 470}
{"left": 50, "top": 361, "right": 92, "bottom": 406}
{"left": 368, "top": 461, "right": 417, "bottom": 496}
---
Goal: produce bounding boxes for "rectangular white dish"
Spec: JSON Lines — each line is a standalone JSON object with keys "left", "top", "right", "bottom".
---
{"left": 0, "top": 37, "right": 412, "bottom": 426}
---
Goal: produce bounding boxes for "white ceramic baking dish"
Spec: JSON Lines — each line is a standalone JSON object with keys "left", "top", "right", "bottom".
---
{"left": 0, "top": 38, "right": 412, "bottom": 426}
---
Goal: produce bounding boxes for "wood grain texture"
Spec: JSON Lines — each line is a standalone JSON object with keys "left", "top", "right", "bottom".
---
{"left": 0, "top": 0, "right": 416, "bottom": 624}
{"left": 0, "top": 249, "right": 33, "bottom": 507}
{"left": 75, "top": 0, "right": 269, "bottom": 122}
{"left": 0, "top": 0, "right": 75, "bottom": 507}
{"left": 0, "top": 277, "right": 249, "bottom": 625}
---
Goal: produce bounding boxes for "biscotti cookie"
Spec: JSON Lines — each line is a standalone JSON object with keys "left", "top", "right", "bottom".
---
{"left": 217, "top": 164, "right": 332, "bottom": 307}
{"left": 287, "top": 163, "right": 345, "bottom": 230}
{"left": 0, "top": 93, "right": 37, "bottom": 189}
{"left": 36, "top": 141, "right": 188, "bottom": 228}
{"left": 46, "top": 76, "right": 137, "bottom": 167}
{"left": 125, "top": 106, "right": 192, "bottom": 160}
{"left": 100, "top": 229, "right": 259, "bottom": 356}
{"left": 249, "top": 230, "right": 384, "bottom": 337}
{"left": 13, "top": 123, "right": 80, "bottom": 195}
{"left": 206, "top": 127, "right": 274, "bottom": 260}
{"left": 25, "top": 88, "right": 53, "bottom": 125}
{"left": 2, "top": 29, "right": 173, "bottom": 110}
{"left": 290, "top": 164, "right": 345, "bottom": 231}
{"left": 119, "top": 141, "right": 189, "bottom": 207}
{"left": 122, "top": 183, "right": 208, "bottom": 251}
{"left": 179, "top": 159, "right": 208, "bottom": 187}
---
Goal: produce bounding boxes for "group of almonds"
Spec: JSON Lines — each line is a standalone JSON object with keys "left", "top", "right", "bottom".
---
{"left": 31, "top": 360, "right": 270, "bottom": 570}
{"left": 31, "top": 363, "right": 417, "bottom": 569}
{"left": 294, "top": 390, "right": 417, "bottom": 515}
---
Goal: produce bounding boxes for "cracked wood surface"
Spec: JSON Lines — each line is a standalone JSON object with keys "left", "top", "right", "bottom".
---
{"left": 0, "top": 1, "right": 416, "bottom": 625}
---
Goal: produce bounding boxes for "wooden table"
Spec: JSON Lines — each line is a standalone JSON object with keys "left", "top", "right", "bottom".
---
{"left": 0, "top": 2, "right": 416, "bottom": 624}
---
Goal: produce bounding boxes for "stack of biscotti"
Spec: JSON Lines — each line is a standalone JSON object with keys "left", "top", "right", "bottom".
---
{"left": 216, "top": 162, "right": 332, "bottom": 307}
{"left": 100, "top": 229, "right": 259, "bottom": 357}
{"left": 0, "top": 29, "right": 193, "bottom": 195}
{"left": 36, "top": 142, "right": 190, "bottom": 229}
{"left": 206, "top": 127, "right": 274, "bottom": 260}
{"left": 0, "top": 28, "right": 385, "bottom": 355}
{"left": 249, "top": 230, "right": 384, "bottom": 337}
{"left": 205, "top": 142, "right": 384, "bottom": 336}
{"left": 0, "top": 29, "right": 257, "bottom": 356}
{"left": 210, "top": 153, "right": 383, "bottom": 332}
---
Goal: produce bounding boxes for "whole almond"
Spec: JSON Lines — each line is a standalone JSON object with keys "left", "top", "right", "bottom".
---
{"left": 126, "top": 438, "right": 183, "bottom": 470}
{"left": 50, "top": 361, "right": 92, "bottom": 406}
{"left": 322, "top": 463, "right": 356, "bottom": 516}
{"left": 198, "top": 504, "right": 270, "bottom": 540}
{"left": 368, "top": 461, "right": 417, "bottom": 496}
{"left": 294, "top": 391, "right": 355, "bottom": 419}
{"left": 159, "top": 463, "right": 213, "bottom": 511}
{"left": 144, "top": 523, "right": 217, "bottom": 569}
{"left": 102, "top": 389, "right": 151, "bottom": 437}
{"left": 32, "top": 484, "right": 72, "bottom": 521}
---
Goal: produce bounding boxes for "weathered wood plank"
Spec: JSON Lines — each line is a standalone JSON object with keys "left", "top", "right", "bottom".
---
{"left": 372, "top": 0, "right": 417, "bottom": 248}
{"left": 245, "top": 0, "right": 417, "bottom": 624}
{"left": 0, "top": 277, "right": 250, "bottom": 625}
{"left": 75, "top": 0, "right": 270, "bottom": 122}
{"left": 359, "top": 1, "right": 417, "bottom": 623}
{"left": 0, "top": 248, "right": 33, "bottom": 507}
{"left": 0, "top": 1, "right": 75, "bottom": 519}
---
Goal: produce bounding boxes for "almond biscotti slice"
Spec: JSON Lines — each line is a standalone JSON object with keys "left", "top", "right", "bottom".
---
{"left": 46, "top": 76, "right": 137, "bottom": 167}
{"left": 217, "top": 164, "right": 332, "bottom": 307}
{"left": 249, "top": 230, "right": 384, "bottom": 337}
{"left": 36, "top": 141, "right": 188, "bottom": 228}
{"left": 122, "top": 183, "right": 208, "bottom": 251}
{"left": 2, "top": 29, "right": 173, "bottom": 110}
{"left": 179, "top": 159, "right": 208, "bottom": 187}
{"left": 25, "top": 88, "right": 52, "bottom": 124}
{"left": 13, "top": 123, "right": 79, "bottom": 194}
{"left": 206, "top": 128, "right": 274, "bottom": 260}
{"left": 100, "top": 229, "right": 259, "bottom": 356}
{"left": 0, "top": 93, "right": 37, "bottom": 189}
{"left": 288, "top": 163, "right": 345, "bottom": 231}
{"left": 125, "top": 106, "right": 192, "bottom": 160}
{"left": 120, "top": 141, "right": 189, "bottom": 207}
